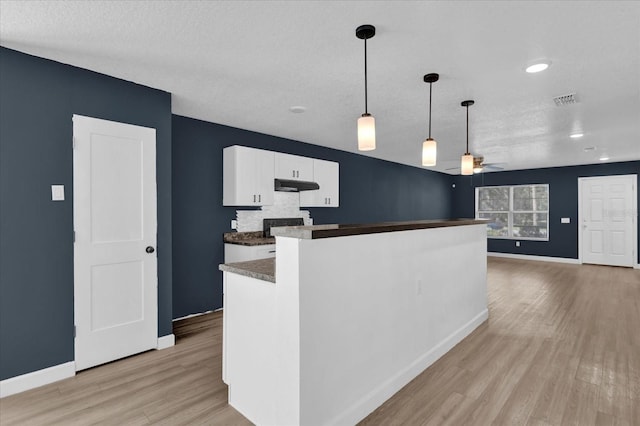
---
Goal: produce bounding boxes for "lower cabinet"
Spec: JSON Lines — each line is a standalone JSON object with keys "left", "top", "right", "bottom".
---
{"left": 224, "top": 243, "right": 276, "bottom": 263}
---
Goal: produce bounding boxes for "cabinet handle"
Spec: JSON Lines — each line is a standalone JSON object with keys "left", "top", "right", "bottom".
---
{"left": 253, "top": 194, "right": 256, "bottom": 202}
{"left": 328, "top": 197, "right": 331, "bottom": 205}
{"left": 296, "top": 170, "right": 299, "bottom": 178}
{"left": 292, "top": 170, "right": 295, "bottom": 178}
{"left": 258, "top": 194, "right": 261, "bottom": 202}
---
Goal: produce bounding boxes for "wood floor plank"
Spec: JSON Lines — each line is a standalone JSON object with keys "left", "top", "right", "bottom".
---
{"left": 561, "top": 367, "right": 601, "bottom": 425}
{"left": 491, "top": 338, "right": 557, "bottom": 425}
{"left": 598, "top": 350, "right": 631, "bottom": 420}
{"left": 595, "top": 410, "right": 632, "bottom": 426}
{"left": 528, "top": 351, "right": 581, "bottom": 425}
{"left": 1, "top": 258, "right": 638, "bottom": 426}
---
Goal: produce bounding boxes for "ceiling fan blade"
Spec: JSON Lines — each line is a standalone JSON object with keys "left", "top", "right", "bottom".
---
{"left": 482, "top": 163, "right": 505, "bottom": 171}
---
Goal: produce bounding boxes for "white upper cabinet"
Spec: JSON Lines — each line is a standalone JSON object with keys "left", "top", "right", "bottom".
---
{"left": 274, "top": 152, "right": 313, "bottom": 181}
{"left": 300, "top": 159, "right": 339, "bottom": 207}
{"left": 223, "top": 146, "right": 274, "bottom": 206}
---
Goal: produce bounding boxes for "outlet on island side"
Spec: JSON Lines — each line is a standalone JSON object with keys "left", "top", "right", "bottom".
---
{"left": 515, "top": 241, "right": 520, "bottom": 247}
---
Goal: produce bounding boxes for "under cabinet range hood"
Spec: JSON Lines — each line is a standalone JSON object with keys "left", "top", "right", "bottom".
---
{"left": 274, "top": 178, "right": 320, "bottom": 192}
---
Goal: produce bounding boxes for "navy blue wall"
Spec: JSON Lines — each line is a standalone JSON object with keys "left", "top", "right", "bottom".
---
{"left": 0, "top": 47, "right": 173, "bottom": 381}
{"left": 452, "top": 162, "right": 640, "bottom": 262}
{"left": 172, "top": 115, "right": 454, "bottom": 318}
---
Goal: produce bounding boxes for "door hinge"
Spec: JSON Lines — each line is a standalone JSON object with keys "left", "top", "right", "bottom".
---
{"left": 73, "top": 231, "right": 76, "bottom": 243}
{"left": 74, "top": 325, "right": 76, "bottom": 338}
{"left": 72, "top": 137, "right": 76, "bottom": 149}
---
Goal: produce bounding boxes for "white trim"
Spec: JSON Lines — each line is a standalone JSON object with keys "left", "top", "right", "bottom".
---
{"left": 0, "top": 362, "right": 75, "bottom": 398}
{"left": 172, "top": 310, "right": 214, "bottom": 322}
{"left": 157, "top": 334, "right": 175, "bottom": 350}
{"left": 635, "top": 264, "right": 640, "bottom": 270}
{"left": 331, "top": 309, "right": 489, "bottom": 426}
{"left": 578, "top": 178, "right": 584, "bottom": 263}
{"left": 488, "top": 252, "right": 581, "bottom": 264}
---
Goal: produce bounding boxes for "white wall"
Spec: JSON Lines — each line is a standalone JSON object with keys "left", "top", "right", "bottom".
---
{"left": 295, "top": 225, "right": 488, "bottom": 425}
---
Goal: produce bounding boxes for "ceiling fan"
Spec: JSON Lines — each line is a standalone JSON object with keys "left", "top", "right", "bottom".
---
{"left": 472, "top": 156, "right": 505, "bottom": 173}
{"left": 446, "top": 155, "right": 505, "bottom": 173}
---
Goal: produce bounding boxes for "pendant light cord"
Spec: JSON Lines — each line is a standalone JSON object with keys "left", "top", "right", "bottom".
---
{"left": 364, "top": 38, "right": 368, "bottom": 114}
{"left": 428, "top": 83, "right": 432, "bottom": 138}
{"left": 465, "top": 104, "right": 470, "bottom": 155}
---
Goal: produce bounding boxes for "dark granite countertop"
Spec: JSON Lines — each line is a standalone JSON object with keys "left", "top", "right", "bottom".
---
{"left": 223, "top": 231, "right": 275, "bottom": 246}
{"left": 219, "top": 258, "right": 275, "bottom": 283}
{"left": 270, "top": 218, "right": 487, "bottom": 240}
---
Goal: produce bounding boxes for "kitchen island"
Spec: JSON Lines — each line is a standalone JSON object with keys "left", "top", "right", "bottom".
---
{"left": 219, "top": 219, "right": 488, "bottom": 426}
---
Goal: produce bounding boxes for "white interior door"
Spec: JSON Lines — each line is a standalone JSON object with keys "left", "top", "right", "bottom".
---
{"left": 73, "top": 115, "right": 157, "bottom": 371}
{"left": 580, "top": 175, "right": 637, "bottom": 267}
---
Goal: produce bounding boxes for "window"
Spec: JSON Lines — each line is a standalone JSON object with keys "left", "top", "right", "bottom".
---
{"left": 476, "top": 184, "right": 549, "bottom": 240}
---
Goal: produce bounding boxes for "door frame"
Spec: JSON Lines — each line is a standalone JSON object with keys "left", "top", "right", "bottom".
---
{"left": 577, "top": 174, "right": 638, "bottom": 267}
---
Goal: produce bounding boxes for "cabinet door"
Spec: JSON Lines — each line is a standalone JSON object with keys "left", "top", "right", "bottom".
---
{"left": 253, "top": 149, "right": 275, "bottom": 205}
{"left": 274, "top": 152, "right": 313, "bottom": 181}
{"left": 300, "top": 159, "right": 339, "bottom": 207}
{"left": 223, "top": 146, "right": 274, "bottom": 206}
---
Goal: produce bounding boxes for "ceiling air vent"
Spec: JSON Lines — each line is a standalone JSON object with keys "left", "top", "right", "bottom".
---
{"left": 553, "top": 93, "right": 577, "bottom": 106}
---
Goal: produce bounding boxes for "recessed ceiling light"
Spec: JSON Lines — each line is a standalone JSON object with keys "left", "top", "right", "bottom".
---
{"left": 289, "top": 106, "right": 306, "bottom": 113}
{"left": 570, "top": 133, "right": 584, "bottom": 139}
{"left": 599, "top": 156, "right": 609, "bottom": 161}
{"left": 525, "top": 60, "right": 551, "bottom": 73}
{"left": 584, "top": 146, "right": 595, "bottom": 152}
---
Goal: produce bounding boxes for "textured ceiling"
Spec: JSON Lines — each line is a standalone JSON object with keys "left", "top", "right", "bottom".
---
{"left": 1, "top": 0, "right": 639, "bottom": 174}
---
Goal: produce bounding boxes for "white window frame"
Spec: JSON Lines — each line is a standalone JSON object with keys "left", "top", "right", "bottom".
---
{"left": 475, "top": 184, "right": 549, "bottom": 241}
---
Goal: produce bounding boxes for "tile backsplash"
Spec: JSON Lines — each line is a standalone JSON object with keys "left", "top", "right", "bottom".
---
{"left": 235, "top": 192, "right": 311, "bottom": 232}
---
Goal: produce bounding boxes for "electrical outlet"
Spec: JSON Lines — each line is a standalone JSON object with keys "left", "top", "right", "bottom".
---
{"left": 231, "top": 220, "right": 237, "bottom": 230}
{"left": 561, "top": 217, "right": 571, "bottom": 224}
{"left": 515, "top": 241, "right": 520, "bottom": 247}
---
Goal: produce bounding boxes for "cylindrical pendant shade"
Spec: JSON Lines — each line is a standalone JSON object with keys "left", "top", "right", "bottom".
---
{"left": 422, "top": 138, "right": 437, "bottom": 166}
{"left": 358, "top": 114, "right": 376, "bottom": 151}
{"left": 461, "top": 154, "right": 474, "bottom": 175}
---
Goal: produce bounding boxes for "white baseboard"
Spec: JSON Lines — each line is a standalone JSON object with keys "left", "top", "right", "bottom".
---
{"left": 172, "top": 310, "right": 214, "bottom": 322}
{"left": 0, "top": 361, "right": 75, "bottom": 398}
{"left": 330, "top": 309, "right": 489, "bottom": 426}
{"left": 635, "top": 263, "right": 640, "bottom": 270}
{"left": 157, "top": 334, "right": 175, "bottom": 350}
{"left": 488, "top": 252, "right": 581, "bottom": 264}
{"left": 2, "top": 334, "right": 177, "bottom": 398}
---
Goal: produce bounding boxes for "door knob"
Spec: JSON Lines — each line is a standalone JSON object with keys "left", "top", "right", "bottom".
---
{"left": 146, "top": 246, "right": 155, "bottom": 254}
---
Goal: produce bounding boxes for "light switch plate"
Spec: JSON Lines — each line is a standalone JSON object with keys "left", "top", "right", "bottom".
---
{"left": 51, "top": 185, "right": 65, "bottom": 201}
{"left": 561, "top": 217, "right": 570, "bottom": 224}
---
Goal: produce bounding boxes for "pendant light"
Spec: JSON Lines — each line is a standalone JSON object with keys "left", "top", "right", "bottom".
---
{"left": 356, "top": 25, "right": 376, "bottom": 151}
{"left": 422, "top": 73, "right": 439, "bottom": 166}
{"left": 460, "top": 100, "right": 475, "bottom": 175}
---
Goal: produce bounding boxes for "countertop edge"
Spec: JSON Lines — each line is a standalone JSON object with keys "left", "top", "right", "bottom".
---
{"left": 224, "top": 240, "right": 276, "bottom": 246}
{"left": 219, "top": 258, "right": 276, "bottom": 283}
{"left": 270, "top": 219, "right": 487, "bottom": 240}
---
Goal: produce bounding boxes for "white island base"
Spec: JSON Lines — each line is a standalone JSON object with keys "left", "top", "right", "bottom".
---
{"left": 221, "top": 221, "right": 488, "bottom": 426}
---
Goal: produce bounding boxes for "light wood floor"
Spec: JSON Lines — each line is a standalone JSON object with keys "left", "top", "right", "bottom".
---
{"left": 1, "top": 258, "right": 638, "bottom": 425}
